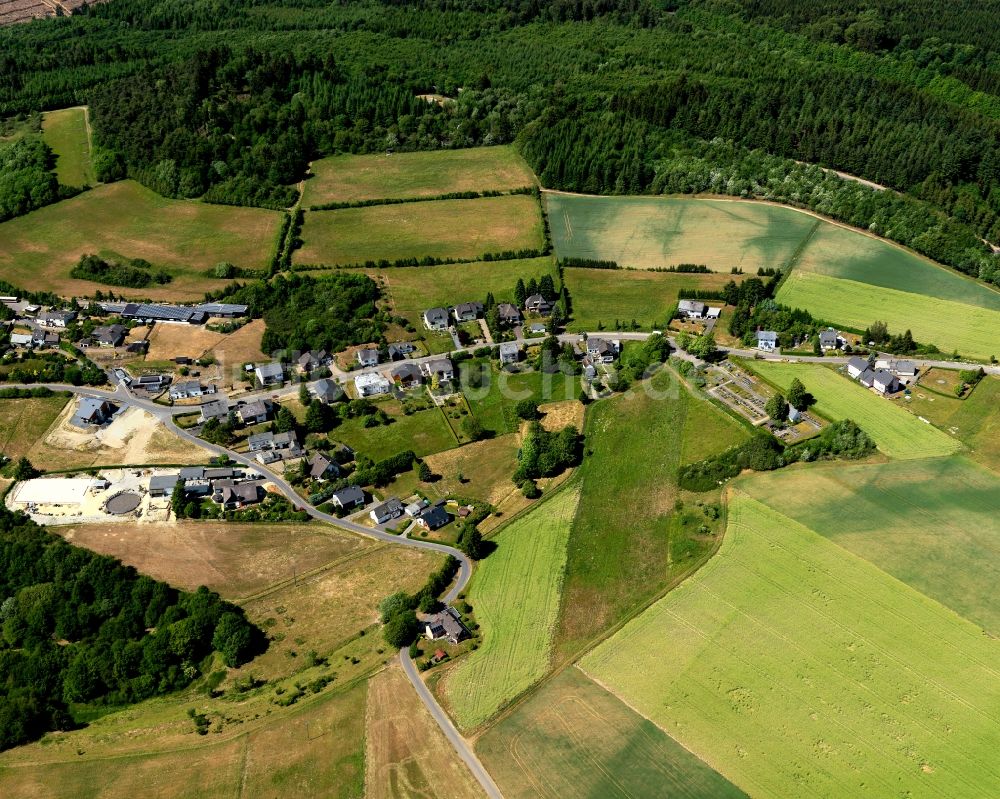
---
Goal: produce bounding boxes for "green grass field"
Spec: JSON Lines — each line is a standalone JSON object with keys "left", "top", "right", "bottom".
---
{"left": 476, "top": 666, "right": 747, "bottom": 799}
{"left": 777, "top": 270, "right": 1000, "bottom": 360}
{"left": 463, "top": 362, "right": 581, "bottom": 436}
{"left": 41, "top": 107, "right": 95, "bottom": 187}
{"left": 0, "top": 396, "right": 70, "bottom": 460}
{"left": 372, "top": 257, "right": 556, "bottom": 327}
{"left": 749, "top": 362, "right": 961, "bottom": 459}
{"left": 564, "top": 267, "right": 735, "bottom": 331}
{"left": 905, "top": 376, "right": 1000, "bottom": 471}
{"left": 331, "top": 399, "right": 456, "bottom": 460}
{"left": 546, "top": 193, "right": 818, "bottom": 271}
{"left": 444, "top": 486, "right": 580, "bottom": 730}
{"left": 295, "top": 195, "right": 544, "bottom": 266}
{"left": 741, "top": 456, "right": 1000, "bottom": 634}
{"left": 793, "top": 223, "right": 1000, "bottom": 311}
{"left": 556, "top": 367, "right": 748, "bottom": 657}
{"left": 582, "top": 495, "right": 1000, "bottom": 798}
{"left": 0, "top": 180, "right": 282, "bottom": 300}
{"left": 303, "top": 146, "right": 536, "bottom": 206}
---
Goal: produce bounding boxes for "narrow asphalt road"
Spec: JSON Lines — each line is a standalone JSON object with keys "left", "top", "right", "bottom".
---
{"left": 401, "top": 648, "right": 504, "bottom": 799}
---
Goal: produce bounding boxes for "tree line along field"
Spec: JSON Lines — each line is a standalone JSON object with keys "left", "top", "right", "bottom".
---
{"left": 302, "top": 146, "right": 536, "bottom": 206}
{"left": 545, "top": 193, "right": 818, "bottom": 271}
{"left": 475, "top": 666, "right": 747, "bottom": 799}
{"left": 776, "top": 271, "right": 1000, "bottom": 360}
{"left": 443, "top": 486, "right": 581, "bottom": 731}
{"left": 740, "top": 456, "right": 1000, "bottom": 636}
{"left": 555, "top": 367, "right": 748, "bottom": 659}
{"left": 748, "top": 362, "right": 961, "bottom": 460}
{"left": 294, "top": 194, "right": 544, "bottom": 266}
{"left": 0, "top": 180, "right": 283, "bottom": 300}
{"left": 581, "top": 494, "right": 1000, "bottom": 798}
{"left": 41, "top": 107, "right": 95, "bottom": 187}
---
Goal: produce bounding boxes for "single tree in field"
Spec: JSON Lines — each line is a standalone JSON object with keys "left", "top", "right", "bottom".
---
{"left": 787, "top": 378, "right": 808, "bottom": 411}
{"left": 765, "top": 392, "right": 788, "bottom": 421}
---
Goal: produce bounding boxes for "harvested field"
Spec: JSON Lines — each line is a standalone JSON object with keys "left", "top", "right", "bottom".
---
{"left": 29, "top": 403, "right": 207, "bottom": 470}
{"left": 444, "top": 486, "right": 580, "bottom": 730}
{"left": 748, "top": 362, "right": 961, "bottom": 459}
{"left": 422, "top": 434, "right": 521, "bottom": 505}
{"left": 792, "top": 222, "right": 1000, "bottom": 311}
{"left": 776, "top": 270, "right": 1000, "bottom": 360}
{"left": 555, "top": 368, "right": 747, "bottom": 657}
{"left": 0, "top": 180, "right": 282, "bottom": 300}
{"left": 370, "top": 257, "right": 556, "bottom": 326}
{"left": 476, "top": 667, "right": 746, "bottom": 799}
{"left": 0, "top": 394, "right": 70, "bottom": 460}
{"left": 546, "top": 193, "right": 817, "bottom": 271}
{"left": 57, "top": 521, "right": 369, "bottom": 600}
{"left": 295, "top": 195, "right": 544, "bottom": 266}
{"left": 564, "top": 267, "right": 735, "bottom": 331}
{"left": 0, "top": 682, "right": 368, "bottom": 799}
{"left": 582, "top": 495, "right": 1000, "bottom": 798}
{"left": 41, "top": 107, "right": 95, "bottom": 187}
{"left": 144, "top": 318, "right": 267, "bottom": 371}
{"left": 536, "top": 399, "right": 584, "bottom": 432}
{"left": 366, "top": 663, "right": 485, "bottom": 799}
{"left": 741, "top": 456, "right": 1000, "bottom": 634}
{"left": 240, "top": 544, "right": 444, "bottom": 681}
{"left": 303, "top": 146, "right": 535, "bottom": 206}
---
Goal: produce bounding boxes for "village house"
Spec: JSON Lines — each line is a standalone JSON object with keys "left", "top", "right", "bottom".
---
{"left": 387, "top": 342, "right": 416, "bottom": 360}
{"left": 422, "top": 358, "right": 455, "bottom": 383}
{"left": 91, "top": 324, "right": 127, "bottom": 348}
{"left": 356, "top": 348, "right": 380, "bottom": 368}
{"left": 213, "top": 481, "right": 262, "bottom": 509}
{"left": 581, "top": 356, "right": 597, "bottom": 380}
{"left": 756, "top": 330, "right": 778, "bottom": 352}
{"left": 424, "top": 606, "right": 470, "bottom": 644}
{"left": 872, "top": 369, "right": 899, "bottom": 395}
{"left": 527, "top": 322, "right": 547, "bottom": 336}
{"left": 236, "top": 399, "right": 271, "bottom": 426}
{"left": 170, "top": 380, "right": 216, "bottom": 401}
{"left": 417, "top": 504, "right": 450, "bottom": 531}
{"left": 678, "top": 299, "right": 707, "bottom": 319}
{"left": 311, "top": 378, "right": 341, "bottom": 404}
{"left": 370, "top": 497, "right": 404, "bottom": 525}
{"left": 254, "top": 362, "right": 285, "bottom": 387}
{"left": 453, "top": 301, "right": 484, "bottom": 323}
{"left": 73, "top": 398, "right": 114, "bottom": 426}
{"left": 423, "top": 307, "right": 450, "bottom": 331}
{"left": 330, "top": 485, "right": 365, "bottom": 511}
{"left": 198, "top": 397, "right": 230, "bottom": 423}
{"left": 818, "top": 328, "right": 844, "bottom": 351}
{"left": 405, "top": 498, "right": 430, "bottom": 517}
{"left": 876, "top": 358, "right": 918, "bottom": 378}
{"left": 498, "top": 341, "right": 522, "bottom": 365}
{"left": 297, "top": 350, "right": 329, "bottom": 373}
{"left": 307, "top": 452, "right": 340, "bottom": 481}
{"left": 587, "top": 337, "right": 619, "bottom": 363}
{"left": 847, "top": 356, "right": 870, "bottom": 380}
{"left": 391, "top": 362, "right": 423, "bottom": 389}
{"left": 354, "top": 372, "right": 392, "bottom": 397}
{"left": 524, "top": 294, "right": 552, "bottom": 315}
{"left": 9, "top": 333, "right": 33, "bottom": 348}
{"left": 497, "top": 303, "right": 521, "bottom": 326}
{"left": 31, "top": 329, "right": 59, "bottom": 349}
{"left": 38, "top": 310, "right": 75, "bottom": 328}
{"left": 135, "top": 374, "right": 170, "bottom": 392}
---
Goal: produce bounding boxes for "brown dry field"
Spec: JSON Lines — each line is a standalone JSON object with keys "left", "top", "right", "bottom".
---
{"left": 57, "top": 521, "right": 369, "bottom": 600}
{"left": 365, "top": 663, "right": 485, "bottom": 799}
{"left": 0, "top": 681, "right": 368, "bottom": 799}
{"left": 237, "top": 544, "right": 445, "bottom": 681}
{"left": 0, "top": 395, "right": 69, "bottom": 460}
{"left": 537, "top": 400, "right": 585, "bottom": 432}
{"left": 144, "top": 319, "right": 267, "bottom": 369}
{"left": 422, "top": 434, "right": 521, "bottom": 506}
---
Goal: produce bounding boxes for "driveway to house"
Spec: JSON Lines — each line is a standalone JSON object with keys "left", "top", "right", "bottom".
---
{"left": 401, "top": 648, "right": 504, "bottom": 799}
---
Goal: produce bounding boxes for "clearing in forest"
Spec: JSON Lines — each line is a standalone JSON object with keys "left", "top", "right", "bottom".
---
{"left": 303, "top": 146, "right": 536, "bottom": 206}
{"left": 740, "top": 456, "right": 1000, "bottom": 635}
{"left": 776, "top": 270, "right": 1000, "bottom": 360}
{"left": 582, "top": 494, "right": 1000, "bottom": 798}
{"left": 546, "top": 193, "right": 816, "bottom": 271}
{"left": 0, "top": 180, "right": 282, "bottom": 300}
{"left": 295, "top": 194, "right": 544, "bottom": 266}
{"left": 443, "top": 486, "right": 580, "bottom": 730}
{"left": 748, "top": 361, "right": 961, "bottom": 459}
{"left": 476, "top": 666, "right": 747, "bottom": 799}
{"left": 41, "top": 107, "right": 95, "bottom": 187}
{"left": 365, "top": 664, "right": 486, "bottom": 799}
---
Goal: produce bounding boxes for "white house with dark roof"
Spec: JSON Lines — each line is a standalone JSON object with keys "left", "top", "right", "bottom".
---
{"left": 236, "top": 399, "right": 271, "bottom": 426}
{"left": 421, "top": 358, "right": 455, "bottom": 382}
{"left": 254, "top": 362, "right": 284, "bottom": 386}
{"left": 311, "top": 378, "right": 341, "bottom": 404}
{"left": 498, "top": 341, "right": 521, "bottom": 365}
{"left": 453, "top": 302, "right": 483, "bottom": 322}
{"left": 497, "top": 303, "right": 521, "bottom": 326}
{"left": 586, "top": 337, "right": 619, "bottom": 363}
{"left": 872, "top": 369, "right": 899, "bottom": 394}
{"left": 370, "top": 497, "right": 404, "bottom": 524}
{"left": 756, "top": 331, "right": 778, "bottom": 352}
{"left": 524, "top": 294, "right": 552, "bottom": 315}
{"left": 38, "top": 310, "right": 75, "bottom": 328}
{"left": 818, "top": 328, "right": 843, "bottom": 351}
{"left": 423, "top": 307, "right": 450, "bottom": 331}
{"left": 678, "top": 300, "right": 706, "bottom": 319}
{"left": 391, "top": 362, "right": 423, "bottom": 388}
{"left": 424, "top": 606, "right": 470, "bottom": 644}
{"left": 356, "top": 348, "right": 379, "bottom": 368}
{"left": 846, "top": 357, "right": 870, "bottom": 380}
{"left": 330, "top": 485, "right": 365, "bottom": 510}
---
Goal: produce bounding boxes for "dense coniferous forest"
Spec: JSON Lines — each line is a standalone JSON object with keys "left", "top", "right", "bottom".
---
{"left": 1, "top": 0, "right": 999, "bottom": 281}
{"left": 0, "top": 507, "right": 263, "bottom": 750}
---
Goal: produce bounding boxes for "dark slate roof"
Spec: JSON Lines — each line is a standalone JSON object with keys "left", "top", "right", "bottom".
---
{"left": 418, "top": 504, "right": 451, "bottom": 529}
{"left": 332, "top": 485, "right": 365, "bottom": 506}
